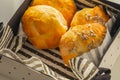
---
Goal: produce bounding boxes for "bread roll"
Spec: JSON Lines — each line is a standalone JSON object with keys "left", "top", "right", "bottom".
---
{"left": 22, "top": 5, "right": 68, "bottom": 49}
{"left": 59, "top": 23, "right": 106, "bottom": 66}
{"left": 71, "top": 6, "right": 109, "bottom": 27}
{"left": 31, "top": 0, "right": 77, "bottom": 26}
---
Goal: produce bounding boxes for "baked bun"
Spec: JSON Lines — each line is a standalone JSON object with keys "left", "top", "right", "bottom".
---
{"left": 22, "top": 5, "right": 67, "bottom": 49}
{"left": 71, "top": 6, "right": 109, "bottom": 27}
{"left": 31, "top": 0, "right": 77, "bottom": 26}
{"left": 59, "top": 23, "right": 106, "bottom": 66}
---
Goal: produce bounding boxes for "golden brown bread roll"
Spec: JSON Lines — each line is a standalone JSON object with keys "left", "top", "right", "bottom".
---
{"left": 59, "top": 23, "right": 106, "bottom": 66}
{"left": 21, "top": 5, "right": 68, "bottom": 49}
{"left": 31, "top": 0, "right": 77, "bottom": 26}
{"left": 71, "top": 6, "right": 109, "bottom": 27}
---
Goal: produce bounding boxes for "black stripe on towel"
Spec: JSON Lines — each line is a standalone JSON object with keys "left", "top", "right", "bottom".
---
{"left": 11, "top": 36, "right": 20, "bottom": 52}
{"left": 91, "top": 0, "right": 120, "bottom": 14}
{"left": 42, "top": 49, "right": 62, "bottom": 59}
{"left": 7, "top": 36, "right": 15, "bottom": 49}
{"left": 74, "top": 0, "right": 95, "bottom": 8}
{"left": 22, "top": 44, "right": 72, "bottom": 72}
{"left": 18, "top": 47, "right": 77, "bottom": 79}
{"left": 18, "top": 50, "right": 31, "bottom": 58}
{"left": 100, "top": 0, "right": 120, "bottom": 10}
{"left": 25, "top": 40, "right": 61, "bottom": 58}
{"left": 0, "top": 22, "right": 3, "bottom": 38}
{"left": 0, "top": 26, "right": 13, "bottom": 49}
{"left": 47, "top": 65, "right": 77, "bottom": 80}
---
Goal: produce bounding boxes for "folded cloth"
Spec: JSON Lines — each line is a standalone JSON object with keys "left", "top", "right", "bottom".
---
{"left": 69, "top": 57, "right": 111, "bottom": 80}
{"left": 69, "top": 57, "right": 98, "bottom": 80}
{"left": 0, "top": 48, "right": 111, "bottom": 80}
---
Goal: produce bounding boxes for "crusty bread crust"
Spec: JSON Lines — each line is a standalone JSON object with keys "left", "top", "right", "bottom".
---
{"left": 59, "top": 23, "right": 106, "bottom": 66}
{"left": 22, "top": 5, "right": 67, "bottom": 49}
{"left": 71, "top": 6, "right": 109, "bottom": 27}
{"left": 31, "top": 0, "right": 77, "bottom": 26}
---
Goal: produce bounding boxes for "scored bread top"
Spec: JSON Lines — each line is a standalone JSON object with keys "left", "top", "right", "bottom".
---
{"left": 59, "top": 23, "right": 106, "bottom": 66}
{"left": 71, "top": 6, "right": 109, "bottom": 27}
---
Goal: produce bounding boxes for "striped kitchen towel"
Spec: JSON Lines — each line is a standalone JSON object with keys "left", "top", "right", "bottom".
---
{"left": 0, "top": 24, "right": 77, "bottom": 79}
{"left": 0, "top": 48, "right": 111, "bottom": 80}
{"left": 69, "top": 57, "right": 111, "bottom": 80}
{"left": 69, "top": 57, "right": 99, "bottom": 80}
{"left": 0, "top": 48, "right": 69, "bottom": 80}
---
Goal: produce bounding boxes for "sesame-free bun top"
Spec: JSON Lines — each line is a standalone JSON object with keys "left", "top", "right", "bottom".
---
{"left": 59, "top": 23, "right": 106, "bottom": 66}
{"left": 71, "top": 6, "right": 109, "bottom": 27}
{"left": 31, "top": 0, "right": 77, "bottom": 26}
{"left": 22, "top": 5, "right": 68, "bottom": 49}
